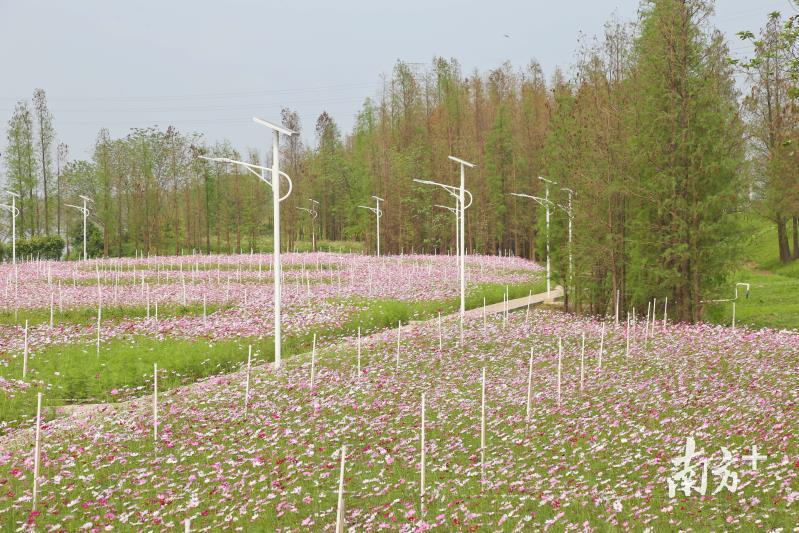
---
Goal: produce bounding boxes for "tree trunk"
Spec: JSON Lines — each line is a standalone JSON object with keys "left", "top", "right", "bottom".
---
{"left": 777, "top": 215, "right": 791, "bottom": 263}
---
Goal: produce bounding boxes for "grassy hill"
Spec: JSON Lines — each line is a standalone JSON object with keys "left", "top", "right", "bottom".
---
{"left": 703, "top": 217, "right": 799, "bottom": 331}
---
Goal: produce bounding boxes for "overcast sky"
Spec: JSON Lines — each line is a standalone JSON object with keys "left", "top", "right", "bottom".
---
{"left": 0, "top": 0, "right": 793, "bottom": 162}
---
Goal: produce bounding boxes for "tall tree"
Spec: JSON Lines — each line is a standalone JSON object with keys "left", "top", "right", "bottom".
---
{"left": 33, "top": 89, "right": 55, "bottom": 235}
{"left": 629, "top": 0, "right": 745, "bottom": 322}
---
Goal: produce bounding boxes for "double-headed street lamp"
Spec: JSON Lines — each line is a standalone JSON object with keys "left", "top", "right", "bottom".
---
{"left": 414, "top": 155, "right": 475, "bottom": 321}
{"left": 65, "top": 195, "right": 93, "bottom": 261}
{"left": 358, "top": 195, "right": 384, "bottom": 257}
{"left": 297, "top": 198, "right": 319, "bottom": 252}
{"left": 201, "top": 116, "right": 296, "bottom": 369}
{"left": 510, "top": 179, "right": 573, "bottom": 301}
{"left": 0, "top": 190, "right": 20, "bottom": 265}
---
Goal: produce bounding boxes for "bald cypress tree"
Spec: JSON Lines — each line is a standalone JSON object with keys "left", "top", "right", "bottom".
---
{"left": 629, "top": 0, "right": 745, "bottom": 322}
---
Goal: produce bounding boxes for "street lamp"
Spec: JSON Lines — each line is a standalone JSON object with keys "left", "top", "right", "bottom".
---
{"left": 200, "top": 116, "right": 296, "bottom": 369}
{"left": 296, "top": 200, "right": 319, "bottom": 252}
{"left": 65, "top": 195, "right": 93, "bottom": 261}
{"left": 1, "top": 190, "right": 20, "bottom": 265}
{"left": 510, "top": 181, "right": 573, "bottom": 301}
{"left": 449, "top": 156, "right": 475, "bottom": 319}
{"left": 414, "top": 155, "right": 475, "bottom": 322}
{"left": 561, "top": 187, "right": 574, "bottom": 301}
{"left": 358, "top": 195, "right": 384, "bottom": 257}
{"left": 433, "top": 203, "right": 459, "bottom": 256}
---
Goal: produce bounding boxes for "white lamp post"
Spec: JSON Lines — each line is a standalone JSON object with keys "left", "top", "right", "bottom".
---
{"left": 65, "top": 195, "right": 93, "bottom": 260}
{"left": 358, "top": 195, "right": 384, "bottom": 257}
{"left": 539, "top": 177, "right": 556, "bottom": 295}
{"left": 297, "top": 198, "right": 319, "bottom": 252}
{"left": 1, "top": 190, "right": 20, "bottom": 265}
{"left": 200, "top": 116, "right": 296, "bottom": 369}
{"left": 414, "top": 180, "right": 473, "bottom": 318}
{"left": 449, "top": 156, "right": 475, "bottom": 318}
{"left": 511, "top": 180, "right": 572, "bottom": 301}
{"left": 561, "top": 187, "right": 574, "bottom": 301}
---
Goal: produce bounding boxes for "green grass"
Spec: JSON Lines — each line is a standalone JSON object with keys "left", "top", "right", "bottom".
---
{"left": 0, "top": 302, "right": 233, "bottom": 327}
{"left": 0, "top": 279, "right": 546, "bottom": 432}
{"left": 703, "top": 217, "right": 799, "bottom": 331}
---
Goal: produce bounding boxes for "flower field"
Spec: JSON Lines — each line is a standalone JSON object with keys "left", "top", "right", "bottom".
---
{"left": 0, "top": 253, "right": 544, "bottom": 433}
{"left": 1, "top": 304, "right": 798, "bottom": 530}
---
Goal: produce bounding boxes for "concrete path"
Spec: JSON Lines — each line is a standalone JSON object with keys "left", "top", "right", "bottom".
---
{"left": 464, "top": 285, "right": 563, "bottom": 318}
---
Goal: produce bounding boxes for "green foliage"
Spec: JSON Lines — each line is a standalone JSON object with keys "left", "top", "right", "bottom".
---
{"left": 69, "top": 220, "right": 103, "bottom": 258}
{"left": 13, "top": 235, "right": 65, "bottom": 260}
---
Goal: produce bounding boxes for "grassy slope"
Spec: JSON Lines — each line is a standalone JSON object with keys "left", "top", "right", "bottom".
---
{"left": 703, "top": 218, "right": 799, "bottom": 331}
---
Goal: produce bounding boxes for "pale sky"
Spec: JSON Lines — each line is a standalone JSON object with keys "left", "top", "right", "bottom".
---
{"left": 0, "top": 0, "right": 792, "bottom": 162}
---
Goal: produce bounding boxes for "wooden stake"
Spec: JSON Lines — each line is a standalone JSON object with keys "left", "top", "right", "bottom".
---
{"left": 663, "top": 297, "right": 668, "bottom": 331}
{"left": 625, "top": 314, "right": 630, "bottom": 358}
{"left": 598, "top": 322, "right": 605, "bottom": 370}
{"left": 480, "top": 367, "right": 486, "bottom": 488}
{"left": 438, "top": 312, "right": 442, "bottom": 351}
{"left": 356, "top": 327, "right": 361, "bottom": 376}
{"left": 526, "top": 347, "right": 533, "bottom": 421}
{"left": 22, "top": 320, "right": 28, "bottom": 379}
{"left": 310, "top": 333, "right": 317, "bottom": 389}
{"left": 153, "top": 363, "right": 158, "bottom": 443}
{"left": 32, "top": 392, "right": 42, "bottom": 509}
{"left": 336, "top": 445, "right": 346, "bottom": 533}
{"left": 244, "top": 345, "right": 252, "bottom": 415}
{"left": 557, "top": 337, "right": 562, "bottom": 406}
{"left": 396, "top": 321, "right": 401, "bottom": 370}
{"left": 96, "top": 306, "right": 101, "bottom": 356}
{"left": 580, "top": 332, "right": 585, "bottom": 392}
{"left": 420, "top": 392, "right": 426, "bottom": 514}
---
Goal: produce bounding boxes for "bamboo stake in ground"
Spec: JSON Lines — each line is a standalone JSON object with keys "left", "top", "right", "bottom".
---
{"left": 557, "top": 337, "right": 562, "bottom": 406}
{"left": 526, "top": 347, "right": 533, "bottom": 421}
{"left": 652, "top": 297, "right": 657, "bottom": 337}
{"left": 663, "top": 297, "right": 668, "bottom": 330}
{"left": 481, "top": 367, "right": 486, "bottom": 488}
{"left": 438, "top": 312, "right": 442, "bottom": 351}
{"left": 153, "top": 363, "right": 158, "bottom": 443}
{"left": 356, "top": 327, "right": 361, "bottom": 376}
{"left": 32, "top": 392, "right": 42, "bottom": 509}
{"left": 184, "top": 518, "right": 190, "bottom": 532}
{"left": 96, "top": 305, "right": 101, "bottom": 356}
{"left": 420, "top": 392, "right": 426, "bottom": 515}
{"left": 310, "top": 333, "right": 317, "bottom": 389}
{"left": 625, "top": 314, "right": 631, "bottom": 357}
{"left": 396, "top": 321, "right": 401, "bottom": 369}
{"left": 22, "top": 319, "right": 28, "bottom": 379}
{"left": 598, "top": 322, "right": 605, "bottom": 370}
{"left": 336, "top": 445, "right": 346, "bottom": 533}
{"left": 580, "top": 332, "right": 585, "bottom": 392}
{"left": 244, "top": 345, "right": 252, "bottom": 415}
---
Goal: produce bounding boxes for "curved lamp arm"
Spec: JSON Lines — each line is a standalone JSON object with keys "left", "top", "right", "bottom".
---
{"left": 0, "top": 204, "right": 20, "bottom": 217}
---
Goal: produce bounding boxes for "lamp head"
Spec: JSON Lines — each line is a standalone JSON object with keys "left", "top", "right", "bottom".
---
{"left": 253, "top": 117, "right": 296, "bottom": 136}
{"left": 447, "top": 155, "right": 476, "bottom": 168}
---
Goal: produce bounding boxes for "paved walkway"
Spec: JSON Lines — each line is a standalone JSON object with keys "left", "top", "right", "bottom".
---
{"left": 464, "top": 285, "right": 563, "bottom": 318}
